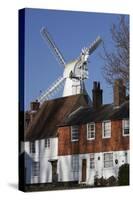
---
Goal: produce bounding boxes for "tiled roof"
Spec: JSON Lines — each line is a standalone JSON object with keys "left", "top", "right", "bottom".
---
{"left": 25, "top": 94, "right": 89, "bottom": 141}
{"left": 60, "top": 100, "right": 129, "bottom": 126}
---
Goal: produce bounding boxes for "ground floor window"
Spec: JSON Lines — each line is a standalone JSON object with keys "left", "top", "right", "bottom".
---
{"left": 90, "top": 154, "right": 95, "bottom": 169}
{"left": 72, "top": 155, "right": 79, "bottom": 172}
{"left": 104, "top": 153, "right": 113, "bottom": 168}
{"left": 32, "top": 161, "right": 40, "bottom": 177}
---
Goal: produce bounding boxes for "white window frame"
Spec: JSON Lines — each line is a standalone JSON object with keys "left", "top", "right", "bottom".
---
{"left": 32, "top": 161, "right": 40, "bottom": 177}
{"left": 103, "top": 152, "right": 113, "bottom": 168}
{"left": 87, "top": 123, "right": 95, "bottom": 140}
{"left": 71, "top": 125, "right": 79, "bottom": 142}
{"left": 90, "top": 153, "right": 95, "bottom": 169}
{"left": 71, "top": 155, "right": 79, "bottom": 172}
{"left": 102, "top": 120, "right": 111, "bottom": 139}
{"left": 45, "top": 138, "right": 50, "bottom": 148}
{"left": 122, "top": 119, "right": 129, "bottom": 136}
{"left": 30, "top": 141, "right": 35, "bottom": 153}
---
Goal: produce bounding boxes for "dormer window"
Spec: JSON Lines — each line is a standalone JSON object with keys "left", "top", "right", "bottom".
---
{"left": 122, "top": 119, "right": 129, "bottom": 136}
{"left": 71, "top": 125, "right": 79, "bottom": 141}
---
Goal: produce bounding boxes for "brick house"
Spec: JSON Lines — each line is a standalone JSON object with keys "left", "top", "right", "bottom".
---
{"left": 57, "top": 80, "right": 129, "bottom": 185}
{"left": 22, "top": 79, "right": 129, "bottom": 186}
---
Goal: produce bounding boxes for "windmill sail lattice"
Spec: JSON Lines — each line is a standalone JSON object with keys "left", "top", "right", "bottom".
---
{"left": 41, "top": 28, "right": 66, "bottom": 67}
{"left": 38, "top": 76, "right": 65, "bottom": 104}
{"left": 38, "top": 28, "right": 102, "bottom": 105}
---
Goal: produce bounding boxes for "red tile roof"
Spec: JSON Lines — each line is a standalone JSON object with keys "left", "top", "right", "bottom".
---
{"left": 25, "top": 94, "right": 88, "bottom": 141}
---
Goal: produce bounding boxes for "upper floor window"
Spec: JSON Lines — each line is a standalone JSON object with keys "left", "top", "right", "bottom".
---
{"left": 104, "top": 153, "right": 113, "bottom": 168}
{"left": 32, "top": 161, "right": 40, "bottom": 177}
{"left": 102, "top": 121, "right": 111, "bottom": 138}
{"left": 123, "top": 119, "right": 129, "bottom": 136}
{"left": 90, "top": 153, "right": 95, "bottom": 169}
{"left": 45, "top": 139, "right": 50, "bottom": 148}
{"left": 30, "top": 141, "right": 35, "bottom": 153}
{"left": 71, "top": 125, "right": 79, "bottom": 141}
{"left": 71, "top": 155, "right": 79, "bottom": 172}
{"left": 87, "top": 123, "right": 95, "bottom": 140}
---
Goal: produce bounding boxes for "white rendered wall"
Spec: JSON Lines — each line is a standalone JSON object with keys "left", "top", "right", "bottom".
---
{"left": 39, "top": 138, "right": 58, "bottom": 183}
{"left": 24, "top": 136, "right": 129, "bottom": 185}
{"left": 58, "top": 150, "right": 129, "bottom": 185}
{"left": 24, "top": 138, "right": 58, "bottom": 184}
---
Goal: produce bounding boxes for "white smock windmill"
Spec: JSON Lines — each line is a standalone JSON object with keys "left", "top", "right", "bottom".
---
{"left": 38, "top": 28, "right": 102, "bottom": 105}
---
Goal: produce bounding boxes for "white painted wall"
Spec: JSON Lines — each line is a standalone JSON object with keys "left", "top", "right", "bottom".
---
{"left": 24, "top": 138, "right": 58, "bottom": 184}
{"left": 39, "top": 138, "right": 58, "bottom": 183}
{"left": 24, "top": 136, "right": 129, "bottom": 185}
{"left": 58, "top": 150, "right": 129, "bottom": 185}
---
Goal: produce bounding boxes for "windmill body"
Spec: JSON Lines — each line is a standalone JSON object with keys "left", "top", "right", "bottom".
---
{"left": 38, "top": 28, "right": 102, "bottom": 105}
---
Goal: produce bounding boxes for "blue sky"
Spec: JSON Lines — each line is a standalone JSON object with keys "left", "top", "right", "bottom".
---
{"left": 24, "top": 8, "right": 128, "bottom": 110}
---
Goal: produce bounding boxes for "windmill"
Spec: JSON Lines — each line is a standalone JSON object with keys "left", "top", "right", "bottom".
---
{"left": 38, "top": 27, "right": 102, "bottom": 105}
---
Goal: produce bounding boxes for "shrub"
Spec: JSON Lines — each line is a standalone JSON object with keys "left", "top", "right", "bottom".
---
{"left": 118, "top": 164, "right": 129, "bottom": 186}
{"left": 107, "top": 176, "right": 117, "bottom": 186}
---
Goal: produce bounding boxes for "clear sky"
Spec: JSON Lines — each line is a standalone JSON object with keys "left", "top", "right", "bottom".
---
{"left": 24, "top": 8, "right": 128, "bottom": 110}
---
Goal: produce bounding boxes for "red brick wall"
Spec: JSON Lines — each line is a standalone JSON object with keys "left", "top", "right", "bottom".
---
{"left": 58, "top": 120, "right": 129, "bottom": 155}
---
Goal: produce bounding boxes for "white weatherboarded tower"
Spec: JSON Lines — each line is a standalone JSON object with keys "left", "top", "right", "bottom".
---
{"left": 38, "top": 28, "right": 102, "bottom": 104}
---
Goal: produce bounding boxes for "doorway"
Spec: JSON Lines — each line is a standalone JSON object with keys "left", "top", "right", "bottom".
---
{"left": 49, "top": 160, "right": 58, "bottom": 183}
{"left": 82, "top": 159, "right": 87, "bottom": 182}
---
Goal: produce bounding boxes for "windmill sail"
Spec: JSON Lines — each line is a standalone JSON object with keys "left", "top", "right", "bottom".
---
{"left": 38, "top": 76, "right": 66, "bottom": 104}
{"left": 41, "top": 28, "right": 66, "bottom": 67}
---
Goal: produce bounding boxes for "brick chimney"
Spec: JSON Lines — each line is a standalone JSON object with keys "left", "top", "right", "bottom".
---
{"left": 30, "top": 100, "right": 40, "bottom": 111}
{"left": 114, "top": 79, "right": 126, "bottom": 107}
{"left": 30, "top": 100, "right": 40, "bottom": 122}
{"left": 92, "top": 81, "right": 103, "bottom": 109}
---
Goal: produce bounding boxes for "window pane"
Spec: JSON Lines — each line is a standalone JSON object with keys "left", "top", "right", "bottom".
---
{"left": 87, "top": 123, "right": 95, "bottom": 139}
{"left": 30, "top": 142, "right": 35, "bottom": 153}
{"left": 72, "top": 155, "right": 79, "bottom": 172}
{"left": 123, "top": 119, "right": 129, "bottom": 136}
{"left": 103, "top": 121, "right": 111, "bottom": 138}
{"left": 32, "top": 162, "right": 39, "bottom": 177}
{"left": 45, "top": 139, "right": 50, "bottom": 148}
{"left": 104, "top": 153, "right": 113, "bottom": 168}
{"left": 90, "top": 154, "right": 95, "bottom": 169}
{"left": 71, "top": 126, "right": 79, "bottom": 141}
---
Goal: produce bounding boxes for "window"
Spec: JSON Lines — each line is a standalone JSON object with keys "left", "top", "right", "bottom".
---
{"left": 45, "top": 139, "right": 50, "bottom": 148}
{"left": 104, "top": 153, "right": 113, "bottom": 168}
{"left": 30, "top": 141, "right": 35, "bottom": 153}
{"left": 90, "top": 154, "right": 95, "bottom": 169}
{"left": 123, "top": 119, "right": 129, "bottom": 136}
{"left": 87, "top": 123, "right": 95, "bottom": 140}
{"left": 32, "top": 161, "right": 40, "bottom": 177}
{"left": 102, "top": 121, "right": 111, "bottom": 138}
{"left": 71, "top": 125, "right": 79, "bottom": 141}
{"left": 72, "top": 155, "right": 79, "bottom": 172}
